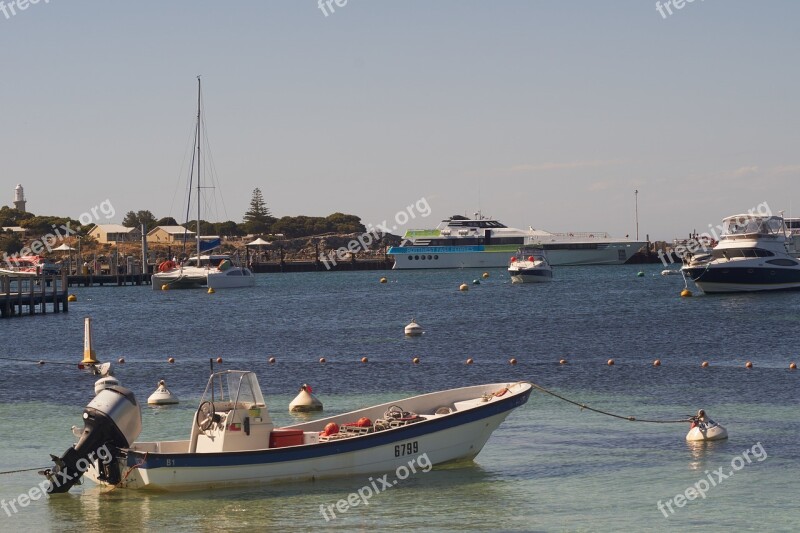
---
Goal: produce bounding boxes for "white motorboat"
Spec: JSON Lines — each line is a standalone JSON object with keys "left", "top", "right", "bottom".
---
{"left": 43, "top": 370, "right": 532, "bottom": 492}
{"left": 682, "top": 214, "right": 800, "bottom": 293}
{"left": 508, "top": 247, "right": 553, "bottom": 283}
{"left": 152, "top": 78, "right": 255, "bottom": 290}
{"left": 387, "top": 213, "right": 646, "bottom": 269}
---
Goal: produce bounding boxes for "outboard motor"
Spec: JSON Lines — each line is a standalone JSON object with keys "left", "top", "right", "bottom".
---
{"left": 42, "top": 385, "right": 142, "bottom": 493}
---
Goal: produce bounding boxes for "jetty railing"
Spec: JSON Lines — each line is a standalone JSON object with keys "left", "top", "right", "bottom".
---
{"left": 0, "top": 271, "right": 69, "bottom": 319}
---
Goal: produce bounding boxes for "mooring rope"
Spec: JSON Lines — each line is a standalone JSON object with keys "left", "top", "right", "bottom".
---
{"left": 0, "top": 466, "right": 48, "bottom": 475}
{"left": 530, "top": 382, "right": 692, "bottom": 424}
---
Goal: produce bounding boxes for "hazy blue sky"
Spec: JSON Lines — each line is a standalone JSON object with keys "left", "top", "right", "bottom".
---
{"left": 2, "top": 1, "right": 799, "bottom": 240}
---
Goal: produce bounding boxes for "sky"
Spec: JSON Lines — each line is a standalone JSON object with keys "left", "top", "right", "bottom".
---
{"left": 2, "top": 0, "right": 799, "bottom": 241}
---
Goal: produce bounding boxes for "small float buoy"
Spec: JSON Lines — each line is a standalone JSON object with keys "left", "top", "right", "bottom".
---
{"left": 686, "top": 409, "right": 728, "bottom": 441}
{"left": 472, "top": 279, "right": 480, "bottom": 285}
{"left": 67, "top": 294, "right": 77, "bottom": 302}
{"left": 653, "top": 359, "right": 661, "bottom": 367}
{"left": 509, "top": 358, "right": 517, "bottom": 365}
{"left": 466, "top": 358, "right": 473, "bottom": 365}
{"left": 681, "top": 288, "right": 693, "bottom": 297}
{"left": 745, "top": 361, "right": 753, "bottom": 369}
{"left": 379, "top": 277, "right": 387, "bottom": 284}
{"left": 95, "top": 376, "right": 120, "bottom": 396}
{"left": 289, "top": 384, "right": 323, "bottom": 412}
{"left": 607, "top": 358, "right": 615, "bottom": 366}
{"left": 161, "top": 284, "right": 169, "bottom": 291}
{"left": 701, "top": 361, "right": 709, "bottom": 368}
{"left": 637, "top": 271, "right": 645, "bottom": 277}
{"left": 791, "top": 362, "right": 797, "bottom": 370}
{"left": 559, "top": 359, "right": 568, "bottom": 365}
{"left": 404, "top": 319, "right": 423, "bottom": 336}
{"left": 361, "top": 357, "right": 368, "bottom": 363}
{"left": 207, "top": 287, "right": 215, "bottom": 294}
{"left": 482, "top": 272, "right": 489, "bottom": 279}
{"left": 268, "top": 357, "right": 276, "bottom": 364}
{"left": 319, "top": 357, "right": 326, "bottom": 363}
{"left": 118, "top": 357, "right": 125, "bottom": 364}
{"left": 412, "top": 357, "right": 420, "bottom": 364}
{"left": 37, "top": 360, "right": 45, "bottom": 366}
{"left": 459, "top": 283, "right": 469, "bottom": 291}
{"left": 148, "top": 379, "right": 179, "bottom": 405}
{"left": 168, "top": 357, "right": 175, "bottom": 364}
{"left": 216, "top": 357, "right": 223, "bottom": 364}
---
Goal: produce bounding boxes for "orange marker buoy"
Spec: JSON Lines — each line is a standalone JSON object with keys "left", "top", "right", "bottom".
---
{"left": 559, "top": 359, "right": 568, "bottom": 365}
{"left": 361, "top": 357, "right": 369, "bottom": 363}
{"left": 268, "top": 357, "right": 276, "bottom": 364}
{"left": 168, "top": 357, "right": 175, "bottom": 364}
{"left": 118, "top": 357, "right": 125, "bottom": 364}
{"left": 509, "top": 358, "right": 517, "bottom": 365}
{"left": 790, "top": 362, "right": 797, "bottom": 370}
{"left": 607, "top": 358, "right": 615, "bottom": 366}
{"left": 653, "top": 359, "right": 661, "bottom": 367}
{"left": 701, "top": 361, "right": 709, "bottom": 368}
{"left": 412, "top": 357, "right": 420, "bottom": 364}
{"left": 319, "top": 357, "right": 326, "bottom": 363}
{"left": 216, "top": 357, "right": 223, "bottom": 364}
{"left": 745, "top": 361, "right": 753, "bottom": 369}
{"left": 466, "top": 358, "right": 473, "bottom": 365}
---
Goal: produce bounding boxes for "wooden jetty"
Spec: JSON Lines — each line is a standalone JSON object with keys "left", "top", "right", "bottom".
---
{"left": 0, "top": 272, "right": 69, "bottom": 319}
{"left": 66, "top": 274, "right": 151, "bottom": 287}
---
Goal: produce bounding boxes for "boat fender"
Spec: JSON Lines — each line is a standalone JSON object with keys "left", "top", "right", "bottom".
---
{"left": 321, "top": 422, "right": 339, "bottom": 436}
{"left": 158, "top": 260, "right": 177, "bottom": 272}
{"left": 493, "top": 387, "right": 509, "bottom": 397}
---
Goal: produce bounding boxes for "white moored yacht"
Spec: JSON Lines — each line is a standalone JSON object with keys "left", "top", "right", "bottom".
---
{"left": 508, "top": 247, "right": 553, "bottom": 283}
{"left": 682, "top": 214, "right": 800, "bottom": 293}
{"left": 387, "top": 214, "right": 645, "bottom": 269}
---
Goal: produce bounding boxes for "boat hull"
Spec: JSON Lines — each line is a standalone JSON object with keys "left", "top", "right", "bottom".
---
{"left": 509, "top": 268, "right": 553, "bottom": 283}
{"left": 87, "top": 383, "right": 531, "bottom": 491}
{"left": 388, "top": 243, "right": 645, "bottom": 269}
{"left": 206, "top": 267, "right": 256, "bottom": 289}
{"left": 151, "top": 269, "right": 207, "bottom": 290}
{"left": 682, "top": 265, "right": 800, "bottom": 293}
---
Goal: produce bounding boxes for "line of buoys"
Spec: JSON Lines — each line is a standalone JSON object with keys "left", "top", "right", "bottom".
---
{"left": 269, "top": 357, "right": 276, "bottom": 363}
{"left": 67, "top": 294, "right": 77, "bottom": 302}
{"left": 361, "top": 357, "right": 368, "bottom": 363}
{"left": 607, "top": 358, "right": 615, "bottom": 366}
{"left": 653, "top": 359, "right": 661, "bottom": 367}
{"left": 637, "top": 271, "right": 645, "bottom": 277}
{"left": 482, "top": 272, "right": 489, "bottom": 279}
{"left": 412, "top": 357, "right": 420, "bottom": 364}
{"left": 791, "top": 362, "right": 797, "bottom": 370}
{"left": 559, "top": 359, "right": 568, "bottom": 365}
{"left": 207, "top": 287, "right": 215, "bottom": 294}
{"left": 459, "top": 283, "right": 469, "bottom": 291}
{"left": 509, "top": 358, "right": 517, "bottom": 365}
{"left": 167, "top": 357, "right": 175, "bottom": 364}
{"left": 466, "top": 358, "right": 473, "bottom": 365}
{"left": 745, "top": 361, "right": 753, "bottom": 369}
{"left": 319, "top": 357, "right": 326, "bottom": 363}
{"left": 681, "top": 288, "right": 693, "bottom": 297}
{"left": 379, "top": 277, "right": 387, "bottom": 284}
{"left": 118, "top": 357, "right": 125, "bottom": 364}
{"left": 216, "top": 357, "right": 223, "bottom": 364}
{"left": 161, "top": 284, "right": 169, "bottom": 291}
{"left": 472, "top": 279, "right": 480, "bottom": 285}
{"left": 701, "top": 361, "right": 709, "bottom": 367}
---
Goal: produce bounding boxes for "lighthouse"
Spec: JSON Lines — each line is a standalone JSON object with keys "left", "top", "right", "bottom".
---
{"left": 13, "top": 184, "right": 26, "bottom": 212}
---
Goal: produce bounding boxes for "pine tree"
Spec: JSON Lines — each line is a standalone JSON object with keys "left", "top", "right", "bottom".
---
{"left": 243, "top": 188, "right": 275, "bottom": 234}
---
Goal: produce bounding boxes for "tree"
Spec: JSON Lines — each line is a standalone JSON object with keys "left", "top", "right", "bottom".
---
{"left": 214, "top": 220, "right": 244, "bottom": 237}
{"left": 122, "top": 210, "right": 158, "bottom": 231}
{"left": 157, "top": 216, "right": 179, "bottom": 227}
{"left": 243, "top": 188, "right": 276, "bottom": 234}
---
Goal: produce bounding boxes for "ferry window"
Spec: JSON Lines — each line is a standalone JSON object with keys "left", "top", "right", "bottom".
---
{"left": 414, "top": 255, "right": 419, "bottom": 260}
{"left": 427, "top": 255, "right": 432, "bottom": 260}
{"left": 434, "top": 255, "right": 439, "bottom": 260}
{"left": 421, "top": 255, "right": 426, "bottom": 260}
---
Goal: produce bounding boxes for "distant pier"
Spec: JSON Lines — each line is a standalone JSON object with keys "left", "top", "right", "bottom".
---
{"left": 0, "top": 272, "right": 69, "bottom": 319}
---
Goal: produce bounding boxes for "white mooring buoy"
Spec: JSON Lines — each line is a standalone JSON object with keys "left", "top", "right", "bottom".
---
{"left": 686, "top": 409, "right": 728, "bottom": 441}
{"left": 404, "top": 319, "right": 423, "bottom": 337}
{"left": 148, "top": 380, "right": 179, "bottom": 405}
{"left": 289, "top": 384, "right": 323, "bottom": 412}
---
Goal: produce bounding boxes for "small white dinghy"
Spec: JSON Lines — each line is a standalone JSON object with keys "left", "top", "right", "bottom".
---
{"left": 42, "top": 370, "right": 532, "bottom": 493}
{"left": 686, "top": 409, "right": 728, "bottom": 441}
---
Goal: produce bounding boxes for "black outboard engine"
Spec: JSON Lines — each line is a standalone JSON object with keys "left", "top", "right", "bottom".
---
{"left": 42, "top": 385, "right": 142, "bottom": 493}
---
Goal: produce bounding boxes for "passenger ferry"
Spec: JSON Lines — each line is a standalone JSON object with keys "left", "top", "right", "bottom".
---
{"left": 387, "top": 215, "right": 646, "bottom": 269}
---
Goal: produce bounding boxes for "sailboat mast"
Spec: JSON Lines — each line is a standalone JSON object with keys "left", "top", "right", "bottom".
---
{"left": 196, "top": 76, "right": 202, "bottom": 261}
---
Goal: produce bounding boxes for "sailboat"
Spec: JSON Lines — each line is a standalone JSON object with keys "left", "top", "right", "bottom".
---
{"left": 152, "top": 78, "right": 255, "bottom": 290}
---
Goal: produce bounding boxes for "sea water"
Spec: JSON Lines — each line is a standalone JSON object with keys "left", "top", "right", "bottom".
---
{"left": 0, "top": 266, "right": 797, "bottom": 531}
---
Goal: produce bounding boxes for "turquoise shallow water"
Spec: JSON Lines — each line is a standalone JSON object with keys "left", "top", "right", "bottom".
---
{"left": 0, "top": 266, "right": 798, "bottom": 531}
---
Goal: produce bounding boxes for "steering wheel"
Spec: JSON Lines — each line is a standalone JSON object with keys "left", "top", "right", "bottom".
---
{"left": 385, "top": 405, "right": 404, "bottom": 419}
{"left": 195, "top": 401, "right": 216, "bottom": 431}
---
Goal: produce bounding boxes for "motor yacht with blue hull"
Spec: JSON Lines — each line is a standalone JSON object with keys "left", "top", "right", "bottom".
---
{"left": 44, "top": 370, "right": 532, "bottom": 492}
{"left": 682, "top": 214, "right": 800, "bottom": 293}
{"left": 388, "top": 214, "right": 646, "bottom": 269}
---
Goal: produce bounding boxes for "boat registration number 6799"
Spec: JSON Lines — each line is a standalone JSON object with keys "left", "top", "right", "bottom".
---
{"left": 394, "top": 441, "right": 419, "bottom": 457}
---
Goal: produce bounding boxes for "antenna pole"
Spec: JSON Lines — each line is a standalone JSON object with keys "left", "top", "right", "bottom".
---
{"left": 635, "top": 189, "right": 639, "bottom": 241}
{"left": 196, "top": 76, "right": 202, "bottom": 260}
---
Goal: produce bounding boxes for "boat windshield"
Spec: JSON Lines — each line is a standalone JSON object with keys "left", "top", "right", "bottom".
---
{"left": 721, "top": 216, "right": 785, "bottom": 237}
{"left": 202, "top": 370, "right": 266, "bottom": 406}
